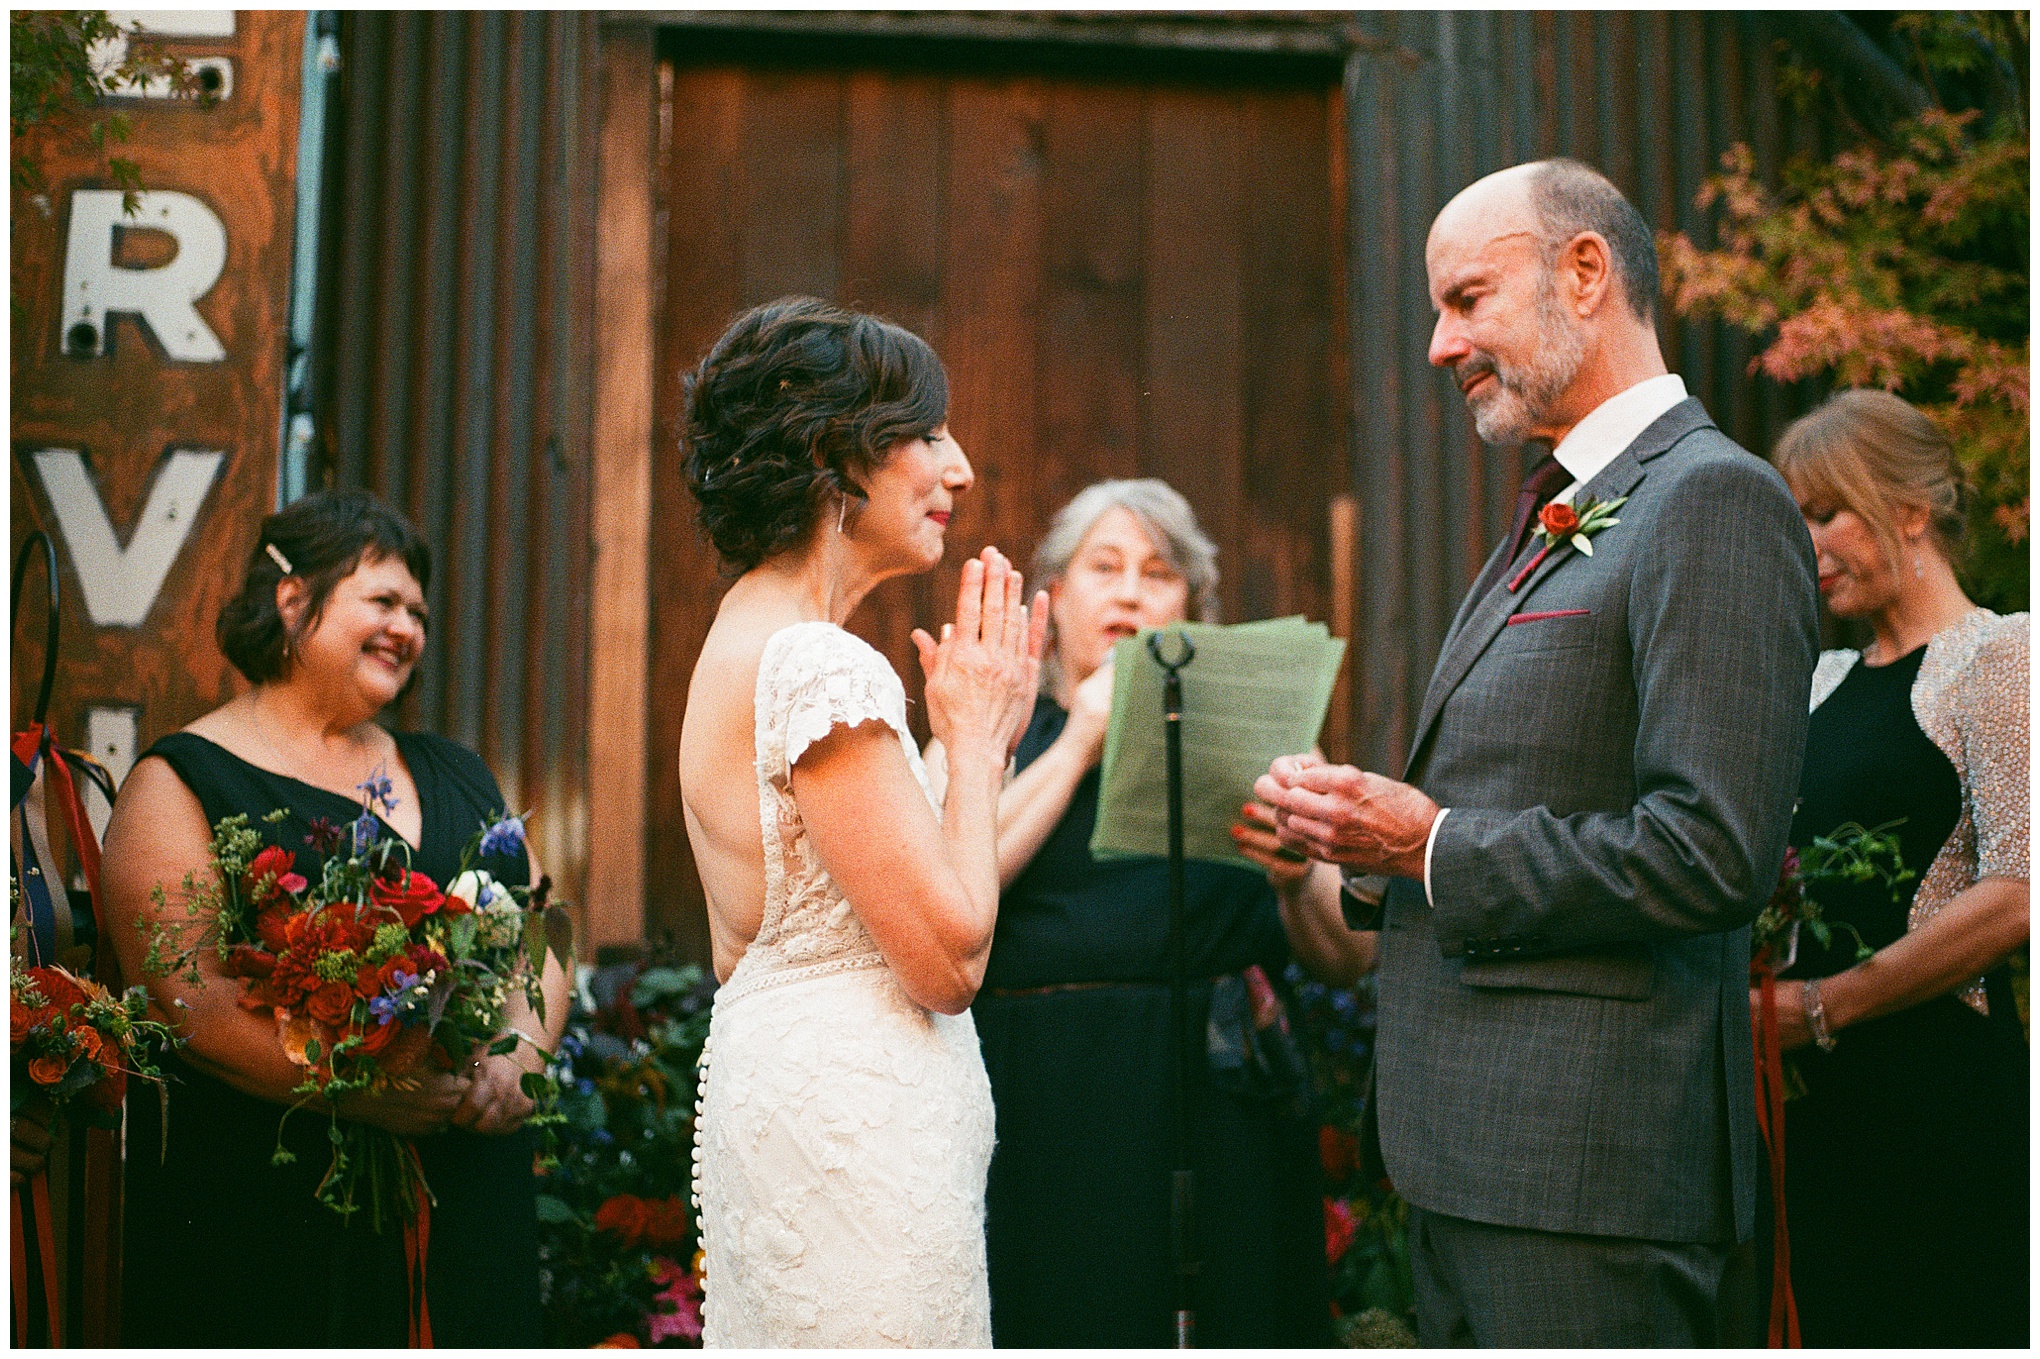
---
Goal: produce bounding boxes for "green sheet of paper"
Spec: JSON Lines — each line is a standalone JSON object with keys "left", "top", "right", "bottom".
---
{"left": 1089, "top": 617, "right": 1346, "bottom": 871}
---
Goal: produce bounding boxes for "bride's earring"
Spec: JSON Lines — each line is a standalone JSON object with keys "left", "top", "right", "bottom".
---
{"left": 838, "top": 494, "right": 849, "bottom": 535}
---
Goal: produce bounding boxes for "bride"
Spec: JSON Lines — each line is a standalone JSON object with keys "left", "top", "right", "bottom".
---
{"left": 677, "top": 297, "right": 1044, "bottom": 1346}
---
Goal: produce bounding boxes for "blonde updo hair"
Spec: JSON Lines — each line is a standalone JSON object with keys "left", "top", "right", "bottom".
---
{"left": 1770, "top": 389, "right": 1968, "bottom": 572}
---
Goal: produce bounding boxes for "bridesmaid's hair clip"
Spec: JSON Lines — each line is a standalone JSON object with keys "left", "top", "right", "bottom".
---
{"left": 264, "top": 542, "right": 295, "bottom": 575}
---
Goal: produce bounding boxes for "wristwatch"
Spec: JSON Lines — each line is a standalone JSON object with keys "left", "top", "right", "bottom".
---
{"left": 1803, "top": 978, "right": 1839, "bottom": 1052}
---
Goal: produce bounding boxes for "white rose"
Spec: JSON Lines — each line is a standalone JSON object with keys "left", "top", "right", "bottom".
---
{"left": 447, "top": 869, "right": 490, "bottom": 914}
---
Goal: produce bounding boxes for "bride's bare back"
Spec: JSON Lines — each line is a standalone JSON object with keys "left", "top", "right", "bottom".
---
{"left": 678, "top": 590, "right": 802, "bottom": 983}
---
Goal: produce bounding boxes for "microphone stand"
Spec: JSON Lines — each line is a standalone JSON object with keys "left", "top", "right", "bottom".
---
{"left": 1147, "top": 629, "right": 1198, "bottom": 1348}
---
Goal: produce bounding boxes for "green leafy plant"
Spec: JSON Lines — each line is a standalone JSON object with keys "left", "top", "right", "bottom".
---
{"left": 1663, "top": 27, "right": 2028, "bottom": 612}
{"left": 11, "top": 10, "right": 199, "bottom": 213}
{"left": 538, "top": 955, "right": 712, "bottom": 1347}
{"left": 1286, "top": 968, "right": 1418, "bottom": 1346}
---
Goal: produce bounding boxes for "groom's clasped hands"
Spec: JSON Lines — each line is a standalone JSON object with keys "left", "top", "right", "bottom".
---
{"left": 1253, "top": 752, "right": 1441, "bottom": 881}
{"left": 912, "top": 546, "right": 1050, "bottom": 761}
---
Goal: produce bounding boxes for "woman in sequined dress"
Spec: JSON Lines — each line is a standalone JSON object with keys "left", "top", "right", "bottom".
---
{"left": 1757, "top": 390, "right": 2027, "bottom": 1346}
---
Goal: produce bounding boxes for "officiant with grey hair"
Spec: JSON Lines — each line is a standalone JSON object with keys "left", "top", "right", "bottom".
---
{"left": 923, "top": 477, "right": 1370, "bottom": 1346}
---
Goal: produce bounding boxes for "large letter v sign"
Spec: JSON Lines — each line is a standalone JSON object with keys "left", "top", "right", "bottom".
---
{"left": 29, "top": 448, "right": 226, "bottom": 627}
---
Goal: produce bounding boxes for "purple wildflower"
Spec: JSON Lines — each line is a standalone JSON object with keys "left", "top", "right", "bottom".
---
{"left": 479, "top": 814, "right": 526, "bottom": 859}
{"left": 367, "top": 994, "right": 399, "bottom": 1026}
{"left": 352, "top": 809, "right": 380, "bottom": 854}
{"left": 357, "top": 767, "right": 398, "bottom": 815}
{"left": 304, "top": 817, "right": 344, "bottom": 853}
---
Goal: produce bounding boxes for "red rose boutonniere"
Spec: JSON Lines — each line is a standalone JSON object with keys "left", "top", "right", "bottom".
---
{"left": 1508, "top": 494, "right": 1627, "bottom": 591}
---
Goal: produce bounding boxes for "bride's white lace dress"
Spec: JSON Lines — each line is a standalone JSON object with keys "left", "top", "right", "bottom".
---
{"left": 693, "top": 622, "right": 995, "bottom": 1347}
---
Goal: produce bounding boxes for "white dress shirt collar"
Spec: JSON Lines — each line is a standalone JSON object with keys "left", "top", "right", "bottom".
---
{"left": 1550, "top": 373, "right": 1688, "bottom": 501}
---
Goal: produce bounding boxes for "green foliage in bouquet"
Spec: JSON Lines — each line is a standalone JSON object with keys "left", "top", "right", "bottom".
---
{"left": 538, "top": 955, "right": 713, "bottom": 1347}
{"left": 1753, "top": 821, "right": 1914, "bottom": 965}
{"left": 11, "top": 941, "right": 179, "bottom": 1126}
{"left": 137, "top": 776, "right": 565, "bottom": 1229}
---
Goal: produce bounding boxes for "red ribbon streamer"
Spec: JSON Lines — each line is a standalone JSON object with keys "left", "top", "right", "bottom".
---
{"left": 1750, "top": 954, "right": 1802, "bottom": 1347}
{"left": 401, "top": 1144, "right": 434, "bottom": 1347}
{"left": 11, "top": 1173, "right": 63, "bottom": 1346}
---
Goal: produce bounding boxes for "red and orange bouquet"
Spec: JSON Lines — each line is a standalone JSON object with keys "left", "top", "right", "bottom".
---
{"left": 10, "top": 951, "right": 175, "bottom": 1126}
{"left": 142, "top": 773, "right": 565, "bottom": 1227}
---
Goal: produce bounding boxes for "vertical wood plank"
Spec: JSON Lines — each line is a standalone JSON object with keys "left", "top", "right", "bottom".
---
{"left": 741, "top": 69, "right": 844, "bottom": 302}
{"left": 644, "top": 62, "right": 749, "bottom": 955}
{"left": 1037, "top": 81, "right": 1146, "bottom": 517}
{"left": 586, "top": 26, "right": 657, "bottom": 952}
{"left": 940, "top": 74, "right": 1047, "bottom": 681}
{"left": 1240, "top": 86, "right": 1337, "bottom": 628}
{"left": 841, "top": 68, "right": 948, "bottom": 714}
{"left": 1142, "top": 86, "right": 1244, "bottom": 607}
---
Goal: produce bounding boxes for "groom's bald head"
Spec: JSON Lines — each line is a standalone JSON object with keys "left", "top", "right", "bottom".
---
{"left": 1433, "top": 160, "right": 1659, "bottom": 323}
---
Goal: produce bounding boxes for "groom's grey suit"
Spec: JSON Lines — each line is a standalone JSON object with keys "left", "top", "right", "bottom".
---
{"left": 1355, "top": 397, "right": 1818, "bottom": 1337}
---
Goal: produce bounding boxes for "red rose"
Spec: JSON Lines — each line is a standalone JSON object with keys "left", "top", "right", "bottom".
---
{"left": 11, "top": 1001, "right": 40, "bottom": 1046}
{"left": 370, "top": 869, "right": 445, "bottom": 928}
{"left": 306, "top": 983, "right": 356, "bottom": 1028}
{"left": 594, "top": 1194, "right": 653, "bottom": 1246}
{"left": 355, "top": 1017, "right": 430, "bottom": 1074}
{"left": 243, "top": 846, "right": 307, "bottom": 906}
{"left": 1323, "top": 1197, "right": 1357, "bottom": 1264}
{"left": 28, "top": 1054, "right": 68, "bottom": 1085}
{"left": 27, "top": 967, "right": 87, "bottom": 1013}
{"left": 1538, "top": 500, "right": 1580, "bottom": 537}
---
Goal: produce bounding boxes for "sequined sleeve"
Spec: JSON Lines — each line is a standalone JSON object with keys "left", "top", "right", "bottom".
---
{"left": 1957, "top": 620, "right": 2030, "bottom": 882}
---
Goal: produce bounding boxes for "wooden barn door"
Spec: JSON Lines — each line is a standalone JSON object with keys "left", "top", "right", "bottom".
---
{"left": 644, "top": 50, "right": 1344, "bottom": 951}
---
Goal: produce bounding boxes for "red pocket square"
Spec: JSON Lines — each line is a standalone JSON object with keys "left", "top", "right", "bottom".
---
{"left": 1506, "top": 608, "right": 1591, "bottom": 626}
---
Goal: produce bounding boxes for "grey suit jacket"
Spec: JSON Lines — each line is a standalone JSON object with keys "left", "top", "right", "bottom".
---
{"left": 1357, "top": 398, "right": 1817, "bottom": 1244}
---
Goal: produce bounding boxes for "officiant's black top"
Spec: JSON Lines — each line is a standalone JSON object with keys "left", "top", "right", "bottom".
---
{"left": 1777, "top": 648, "right": 2025, "bottom": 1347}
{"left": 973, "top": 696, "right": 1329, "bottom": 1347}
{"left": 120, "top": 730, "right": 540, "bottom": 1348}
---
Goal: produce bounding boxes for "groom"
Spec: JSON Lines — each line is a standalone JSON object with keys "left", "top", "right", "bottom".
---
{"left": 1257, "top": 160, "right": 1817, "bottom": 1345}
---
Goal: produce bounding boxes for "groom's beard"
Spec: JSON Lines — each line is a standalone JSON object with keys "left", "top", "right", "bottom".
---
{"left": 1457, "top": 281, "right": 1587, "bottom": 446}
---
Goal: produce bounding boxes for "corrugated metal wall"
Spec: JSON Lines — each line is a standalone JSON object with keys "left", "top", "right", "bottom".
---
{"left": 1342, "top": 11, "right": 1837, "bottom": 772}
{"left": 314, "top": 10, "right": 600, "bottom": 917}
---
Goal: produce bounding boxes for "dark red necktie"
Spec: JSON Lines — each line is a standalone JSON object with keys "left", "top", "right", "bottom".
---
{"left": 1504, "top": 453, "right": 1575, "bottom": 564}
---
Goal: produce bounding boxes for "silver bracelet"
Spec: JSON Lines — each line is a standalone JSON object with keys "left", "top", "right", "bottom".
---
{"left": 1803, "top": 978, "right": 1839, "bottom": 1052}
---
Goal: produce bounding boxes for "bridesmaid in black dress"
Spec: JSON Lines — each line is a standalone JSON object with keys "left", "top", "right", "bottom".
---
{"left": 1763, "top": 392, "right": 2028, "bottom": 1347}
{"left": 103, "top": 491, "right": 570, "bottom": 1346}
{"left": 925, "top": 480, "right": 1373, "bottom": 1346}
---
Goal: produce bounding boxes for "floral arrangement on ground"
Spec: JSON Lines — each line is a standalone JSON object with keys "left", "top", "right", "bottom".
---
{"left": 1286, "top": 964, "right": 1418, "bottom": 1347}
{"left": 537, "top": 948, "right": 713, "bottom": 1347}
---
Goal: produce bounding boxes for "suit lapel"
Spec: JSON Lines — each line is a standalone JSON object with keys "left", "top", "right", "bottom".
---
{"left": 1402, "top": 398, "right": 1714, "bottom": 779}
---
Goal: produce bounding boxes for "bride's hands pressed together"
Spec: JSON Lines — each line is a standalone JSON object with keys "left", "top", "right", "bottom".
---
{"left": 913, "top": 546, "right": 1048, "bottom": 765}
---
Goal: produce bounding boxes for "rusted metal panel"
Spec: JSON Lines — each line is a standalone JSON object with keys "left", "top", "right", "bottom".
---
{"left": 314, "top": 10, "right": 598, "bottom": 942}
{"left": 11, "top": 12, "right": 305, "bottom": 841}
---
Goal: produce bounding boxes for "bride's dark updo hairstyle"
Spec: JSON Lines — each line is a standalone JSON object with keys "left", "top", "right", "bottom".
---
{"left": 682, "top": 296, "right": 948, "bottom": 573}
